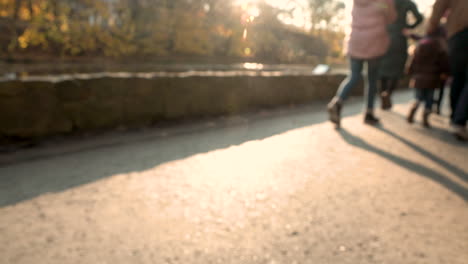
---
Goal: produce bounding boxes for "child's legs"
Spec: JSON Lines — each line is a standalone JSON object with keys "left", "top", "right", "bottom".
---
{"left": 366, "top": 58, "right": 381, "bottom": 109}
{"left": 423, "top": 89, "right": 435, "bottom": 110}
{"left": 435, "top": 81, "right": 446, "bottom": 109}
{"left": 336, "top": 58, "right": 364, "bottom": 101}
{"left": 415, "top": 88, "right": 424, "bottom": 104}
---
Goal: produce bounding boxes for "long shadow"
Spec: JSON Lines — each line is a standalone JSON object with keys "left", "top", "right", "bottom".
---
{"left": 385, "top": 110, "right": 462, "bottom": 147}
{"left": 338, "top": 129, "right": 468, "bottom": 202}
{"left": 0, "top": 100, "right": 367, "bottom": 208}
{"left": 0, "top": 91, "right": 427, "bottom": 208}
{"left": 376, "top": 126, "right": 468, "bottom": 183}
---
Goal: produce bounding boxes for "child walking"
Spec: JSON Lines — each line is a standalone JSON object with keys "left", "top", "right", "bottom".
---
{"left": 407, "top": 27, "right": 450, "bottom": 128}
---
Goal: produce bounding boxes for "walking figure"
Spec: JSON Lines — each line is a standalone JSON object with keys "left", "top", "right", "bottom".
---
{"left": 328, "top": 0, "right": 397, "bottom": 128}
{"left": 407, "top": 27, "right": 450, "bottom": 128}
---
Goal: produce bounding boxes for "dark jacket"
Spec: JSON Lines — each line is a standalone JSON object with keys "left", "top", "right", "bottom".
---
{"left": 408, "top": 37, "right": 450, "bottom": 90}
{"left": 379, "top": 0, "right": 424, "bottom": 78}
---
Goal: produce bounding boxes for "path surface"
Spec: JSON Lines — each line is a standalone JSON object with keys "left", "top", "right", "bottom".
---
{"left": 1, "top": 91, "right": 467, "bottom": 264}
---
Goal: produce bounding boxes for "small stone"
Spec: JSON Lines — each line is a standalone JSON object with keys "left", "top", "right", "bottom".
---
{"left": 290, "top": 231, "right": 299, "bottom": 236}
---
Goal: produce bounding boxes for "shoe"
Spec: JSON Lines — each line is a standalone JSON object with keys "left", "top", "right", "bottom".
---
{"left": 452, "top": 124, "right": 468, "bottom": 141}
{"left": 407, "top": 104, "right": 418, "bottom": 124}
{"left": 381, "top": 92, "right": 392, "bottom": 110}
{"left": 327, "top": 99, "right": 342, "bottom": 128}
{"left": 364, "top": 113, "right": 380, "bottom": 125}
{"left": 422, "top": 110, "right": 431, "bottom": 128}
{"left": 423, "top": 109, "right": 431, "bottom": 128}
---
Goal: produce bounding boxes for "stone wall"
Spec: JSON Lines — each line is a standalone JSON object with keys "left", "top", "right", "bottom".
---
{"left": 0, "top": 74, "right": 388, "bottom": 140}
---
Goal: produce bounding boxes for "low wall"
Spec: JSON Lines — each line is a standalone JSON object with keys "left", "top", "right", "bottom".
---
{"left": 0, "top": 74, "right": 399, "bottom": 140}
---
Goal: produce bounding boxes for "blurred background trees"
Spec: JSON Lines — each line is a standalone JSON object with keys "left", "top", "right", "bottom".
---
{"left": 0, "top": 0, "right": 346, "bottom": 64}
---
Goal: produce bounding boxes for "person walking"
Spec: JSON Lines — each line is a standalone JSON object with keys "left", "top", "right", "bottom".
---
{"left": 379, "top": 0, "right": 424, "bottom": 110}
{"left": 428, "top": 0, "right": 468, "bottom": 140}
{"left": 406, "top": 27, "right": 450, "bottom": 128}
{"left": 328, "top": 0, "right": 397, "bottom": 128}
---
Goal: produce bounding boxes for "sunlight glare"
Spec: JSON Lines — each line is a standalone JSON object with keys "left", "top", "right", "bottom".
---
{"left": 235, "top": 0, "right": 261, "bottom": 18}
{"left": 243, "top": 63, "right": 264, "bottom": 70}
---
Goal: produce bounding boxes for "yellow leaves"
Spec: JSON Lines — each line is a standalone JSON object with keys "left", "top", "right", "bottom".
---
{"left": 18, "top": 36, "right": 28, "bottom": 49}
{"left": 18, "top": 28, "right": 47, "bottom": 49}
{"left": 60, "top": 22, "right": 69, "bottom": 33}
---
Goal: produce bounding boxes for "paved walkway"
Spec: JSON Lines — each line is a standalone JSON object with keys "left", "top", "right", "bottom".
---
{"left": 0, "top": 90, "right": 467, "bottom": 264}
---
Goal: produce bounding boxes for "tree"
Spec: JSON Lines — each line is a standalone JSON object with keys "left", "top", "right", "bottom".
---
{"left": 307, "top": 0, "right": 345, "bottom": 34}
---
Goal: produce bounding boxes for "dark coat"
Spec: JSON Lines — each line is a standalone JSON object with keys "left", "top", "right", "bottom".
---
{"left": 379, "top": 0, "right": 424, "bottom": 78}
{"left": 408, "top": 37, "right": 450, "bottom": 90}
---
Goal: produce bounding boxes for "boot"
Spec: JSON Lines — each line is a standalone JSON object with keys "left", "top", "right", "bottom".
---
{"left": 327, "top": 97, "right": 342, "bottom": 128}
{"left": 407, "top": 102, "right": 419, "bottom": 124}
{"left": 423, "top": 109, "right": 431, "bottom": 128}
{"left": 452, "top": 124, "right": 468, "bottom": 141}
{"left": 364, "top": 110, "right": 380, "bottom": 125}
{"left": 381, "top": 91, "right": 392, "bottom": 110}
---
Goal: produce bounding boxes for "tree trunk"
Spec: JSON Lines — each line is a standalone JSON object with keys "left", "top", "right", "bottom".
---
{"left": 9, "top": 0, "right": 24, "bottom": 52}
{"left": 13, "top": 0, "right": 23, "bottom": 21}
{"left": 28, "top": 0, "right": 34, "bottom": 19}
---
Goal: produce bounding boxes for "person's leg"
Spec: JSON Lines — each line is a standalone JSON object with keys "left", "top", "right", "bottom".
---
{"left": 363, "top": 57, "right": 382, "bottom": 124}
{"left": 336, "top": 58, "right": 364, "bottom": 101}
{"left": 435, "top": 81, "right": 446, "bottom": 114}
{"left": 388, "top": 78, "right": 399, "bottom": 94}
{"left": 366, "top": 58, "right": 381, "bottom": 110}
{"left": 380, "top": 77, "right": 388, "bottom": 93}
{"left": 449, "top": 30, "right": 468, "bottom": 124}
{"left": 423, "top": 89, "right": 435, "bottom": 111}
{"left": 452, "top": 69, "right": 468, "bottom": 126}
{"left": 328, "top": 58, "right": 364, "bottom": 127}
{"left": 380, "top": 77, "right": 391, "bottom": 110}
{"left": 423, "top": 89, "right": 435, "bottom": 128}
{"left": 381, "top": 78, "right": 398, "bottom": 110}
{"left": 408, "top": 88, "right": 421, "bottom": 123}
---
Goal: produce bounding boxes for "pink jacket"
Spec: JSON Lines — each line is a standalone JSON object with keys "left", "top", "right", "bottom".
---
{"left": 347, "top": 0, "right": 397, "bottom": 59}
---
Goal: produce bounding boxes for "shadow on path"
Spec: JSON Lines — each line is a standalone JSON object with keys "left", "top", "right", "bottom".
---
{"left": 0, "top": 91, "right": 436, "bottom": 208}
{"left": 338, "top": 128, "right": 468, "bottom": 202}
{"left": 0, "top": 101, "right": 339, "bottom": 208}
{"left": 384, "top": 110, "right": 462, "bottom": 147}
{"left": 376, "top": 126, "right": 468, "bottom": 183}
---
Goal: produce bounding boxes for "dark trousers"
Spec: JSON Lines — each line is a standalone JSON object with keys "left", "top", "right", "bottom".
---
{"left": 415, "top": 88, "right": 435, "bottom": 110}
{"left": 449, "top": 28, "right": 468, "bottom": 126}
{"left": 434, "top": 80, "right": 446, "bottom": 111}
{"left": 380, "top": 77, "right": 398, "bottom": 94}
